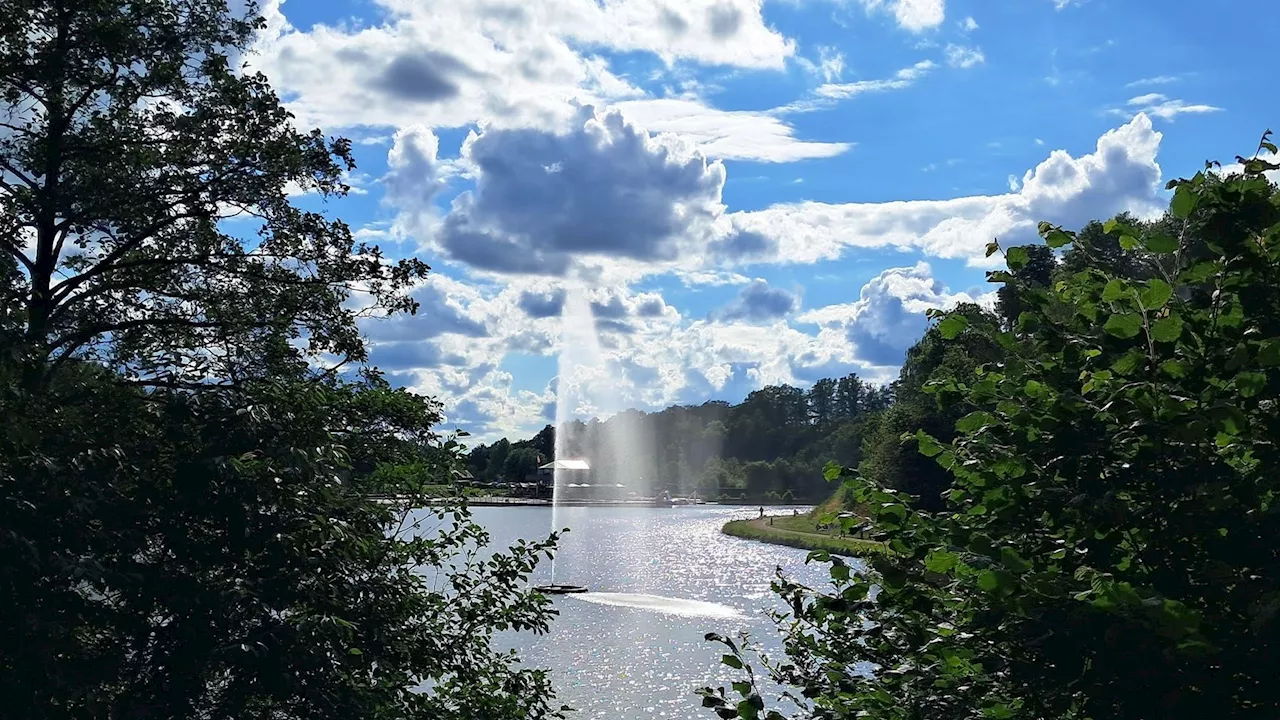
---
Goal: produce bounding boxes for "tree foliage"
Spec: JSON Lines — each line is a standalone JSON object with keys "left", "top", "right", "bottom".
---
{"left": 0, "top": 0, "right": 426, "bottom": 390}
{"left": 702, "top": 139, "right": 1280, "bottom": 719}
{"left": 0, "top": 2, "right": 561, "bottom": 717}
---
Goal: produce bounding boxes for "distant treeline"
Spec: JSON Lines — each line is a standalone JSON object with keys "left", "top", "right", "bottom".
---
{"left": 465, "top": 376, "right": 892, "bottom": 502}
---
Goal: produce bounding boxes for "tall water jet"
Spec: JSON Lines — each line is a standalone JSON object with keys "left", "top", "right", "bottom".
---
{"left": 548, "top": 284, "right": 659, "bottom": 585}
{"left": 550, "top": 285, "right": 610, "bottom": 583}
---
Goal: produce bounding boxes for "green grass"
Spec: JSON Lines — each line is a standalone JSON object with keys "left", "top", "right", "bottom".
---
{"left": 721, "top": 516, "right": 890, "bottom": 558}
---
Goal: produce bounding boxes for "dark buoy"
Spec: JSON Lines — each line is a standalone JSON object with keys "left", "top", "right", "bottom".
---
{"left": 535, "top": 584, "right": 588, "bottom": 594}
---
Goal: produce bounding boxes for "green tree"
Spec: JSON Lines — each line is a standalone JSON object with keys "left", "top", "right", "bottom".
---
{"left": 502, "top": 446, "right": 542, "bottom": 483}
{"left": 0, "top": 0, "right": 425, "bottom": 390}
{"left": 859, "top": 302, "right": 1002, "bottom": 510}
{"left": 0, "top": 2, "right": 562, "bottom": 717}
{"left": 994, "top": 243, "right": 1057, "bottom": 329}
{"left": 702, "top": 142, "right": 1280, "bottom": 720}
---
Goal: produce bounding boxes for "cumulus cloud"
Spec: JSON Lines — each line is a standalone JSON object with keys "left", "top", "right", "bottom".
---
{"left": 730, "top": 113, "right": 1167, "bottom": 267}
{"left": 398, "top": 105, "right": 729, "bottom": 275}
{"left": 719, "top": 280, "right": 799, "bottom": 322}
{"left": 249, "top": 0, "right": 793, "bottom": 136}
{"left": 797, "top": 262, "right": 988, "bottom": 365}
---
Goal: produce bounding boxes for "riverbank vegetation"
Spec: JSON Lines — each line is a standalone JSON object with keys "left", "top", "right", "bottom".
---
{"left": 702, "top": 142, "right": 1280, "bottom": 720}
{"left": 722, "top": 516, "right": 889, "bottom": 558}
{"left": 0, "top": 3, "right": 562, "bottom": 718}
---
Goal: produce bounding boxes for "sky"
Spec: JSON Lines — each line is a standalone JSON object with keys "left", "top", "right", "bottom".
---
{"left": 243, "top": 0, "right": 1277, "bottom": 443}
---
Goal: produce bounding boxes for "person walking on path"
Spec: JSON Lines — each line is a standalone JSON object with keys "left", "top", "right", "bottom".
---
{"left": 758, "top": 506, "right": 764, "bottom": 519}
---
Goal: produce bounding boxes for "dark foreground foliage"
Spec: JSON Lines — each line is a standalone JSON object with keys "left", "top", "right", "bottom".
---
{"left": 702, "top": 140, "right": 1280, "bottom": 719}
{"left": 1, "top": 1, "right": 564, "bottom": 717}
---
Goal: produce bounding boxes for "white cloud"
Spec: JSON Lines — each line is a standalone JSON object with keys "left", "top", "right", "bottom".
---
{"left": 798, "top": 262, "right": 989, "bottom": 365}
{"left": 1126, "top": 75, "right": 1181, "bottom": 88}
{"left": 960, "top": 16, "right": 978, "bottom": 31}
{"left": 775, "top": 60, "right": 935, "bottom": 114}
{"left": 613, "top": 98, "right": 852, "bottom": 162}
{"left": 944, "top": 43, "right": 985, "bottom": 69}
{"left": 248, "top": 0, "right": 793, "bottom": 136}
{"left": 859, "top": 0, "right": 946, "bottom": 32}
{"left": 729, "top": 113, "right": 1167, "bottom": 266}
{"left": 1116, "top": 93, "right": 1222, "bottom": 120}
{"left": 397, "top": 105, "right": 729, "bottom": 276}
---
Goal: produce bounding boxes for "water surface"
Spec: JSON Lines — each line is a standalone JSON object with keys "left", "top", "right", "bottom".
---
{"left": 467, "top": 505, "right": 835, "bottom": 719}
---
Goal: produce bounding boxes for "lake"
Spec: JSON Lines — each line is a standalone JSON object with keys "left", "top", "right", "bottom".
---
{"left": 466, "top": 504, "right": 837, "bottom": 719}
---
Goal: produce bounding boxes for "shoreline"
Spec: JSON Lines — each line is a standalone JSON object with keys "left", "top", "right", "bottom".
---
{"left": 721, "top": 516, "right": 889, "bottom": 558}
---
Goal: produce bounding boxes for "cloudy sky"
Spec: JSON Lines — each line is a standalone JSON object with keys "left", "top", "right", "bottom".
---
{"left": 247, "top": 0, "right": 1274, "bottom": 442}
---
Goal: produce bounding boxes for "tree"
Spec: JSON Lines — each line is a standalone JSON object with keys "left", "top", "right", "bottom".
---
{"left": 702, "top": 142, "right": 1280, "bottom": 720}
{"left": 502, "top": 446, "right": 542, "bottom": 483}
{"left": 808, "top": 378, "right": 837, "bottom": 428}
{"left": 0, "top": 0, "right": 426, "bottom": 390}
{"left": 994, "top": 243, "right": 1056, "bottom": 329}
{"left": 859, "top": 302, "right": 1003, "bottom": 510}
{"left": 0, "top": 2, "right": 562, "bottom": 718}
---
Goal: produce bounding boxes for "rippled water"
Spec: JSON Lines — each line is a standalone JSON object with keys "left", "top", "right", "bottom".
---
{"left": 466, "top": 505, "right": 838, "bottom": 719}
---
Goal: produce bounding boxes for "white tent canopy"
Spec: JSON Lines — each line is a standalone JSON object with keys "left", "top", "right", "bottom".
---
{"left": 539, "top": 459, "right": 590, "bottom": 471}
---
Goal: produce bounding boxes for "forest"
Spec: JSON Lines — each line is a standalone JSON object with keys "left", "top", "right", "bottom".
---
{"left": 464, "top": 376, "right": 892, "bottom": 502}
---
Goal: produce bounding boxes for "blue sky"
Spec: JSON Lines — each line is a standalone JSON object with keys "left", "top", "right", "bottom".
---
{"left": 247, "top": 0, "right": 1275, "bottom": 442}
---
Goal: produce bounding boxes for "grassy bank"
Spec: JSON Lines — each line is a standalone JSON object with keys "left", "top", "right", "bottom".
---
{"left": 722, "top": 515, "right": 889, "bottom": 558}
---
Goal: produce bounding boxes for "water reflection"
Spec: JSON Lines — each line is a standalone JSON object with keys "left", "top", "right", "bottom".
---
{"left": 464, "top": 505, "right": 844, "bottom": 720}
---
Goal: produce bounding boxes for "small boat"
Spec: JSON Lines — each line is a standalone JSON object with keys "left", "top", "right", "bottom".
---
{"left": 535, "top": 584, "right": 588, "bottom": 594}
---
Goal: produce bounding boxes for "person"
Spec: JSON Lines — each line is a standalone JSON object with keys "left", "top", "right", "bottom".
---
{"left": 758, "top": 506, "right": 764, "bottom": 519}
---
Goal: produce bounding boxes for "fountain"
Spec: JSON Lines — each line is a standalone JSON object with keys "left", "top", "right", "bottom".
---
{"left": 537, "top": 284, "right": 661, "bottom": 592}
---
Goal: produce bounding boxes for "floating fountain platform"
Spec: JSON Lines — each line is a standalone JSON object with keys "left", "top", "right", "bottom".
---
{"left": 535, "top": 584, "right": 588, "bottom": 594}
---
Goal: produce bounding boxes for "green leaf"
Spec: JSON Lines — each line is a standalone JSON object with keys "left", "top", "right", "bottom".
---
{"left": 938, "top": 314, "right": 969, "bottom": 340}
{"left": 1258, "top": 340, "right": 1280, "bottom": 366}
{"left": 1143, "top": 233, "right": 1179, "bottom": 254}
{"left": 1171, "top": 185, "right": 1198, "bottom": 218}
{"left": 348, "top": 648, "right": 363, "bottom": 656}
{"left": 955, "top": 411, "right": 998, "bottom": 434}
{"left": 1102, "top": 218, "right": 1120, "bottom": 234}
{"left": 822, "top": 461, "right": 843, "bottom": 482}
{"left": 1159, "top": 359, "right": 1189, "bottom": 378}
{"left": 977, "top": 571, "right": 1001, "bottom": 592}
{"left": 925, "top": 551, "right": 958, "bottom": 574}
{"left": 732, "top": 681, "right": 752, "bottom": 696}
{"left": 1181, "top": 261, "right": 1218, "bottom": 283}
{"left": 1101, "top": 279, "right": 1128, "bottom": 302}
{"left": 1235, "top": 371, "right": 1266, "bottom": 398}
{"left": 1000, "top": 547, "right": 1031, "bottom": 573}
{"left": 1111, "top": 349, "right": 1144, "bottom": 376}
{"left": 1140, "top": 279, "right": 1173, "bottom": 309}
{"left": 1151, "top": 314, "right": 1183, "bottom": 343}
{"left": 936, "top": 450, "right": 957, "bottom": 470}
{"left": 1006, "top": 246, "right": 1029, "bottom": 270}
{"left": 1103, "top": 313, "right": 1143, "bottom": 339}
{"left": 914, "top": 430, "right": 944, "bottom": 457}
{"left": 985, "top": 239, "right": 1001, "bottom": 257}
{"left": 1119, "top": 234, "right": 1140, "bottom": 250}
{"left": 721, "top": 654, "right": 744, "bottom": 669}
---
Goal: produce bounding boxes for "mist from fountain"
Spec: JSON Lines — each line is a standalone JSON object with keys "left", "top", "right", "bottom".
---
{"left": 549, "top": 284, "right": 657, "bottom": 585}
